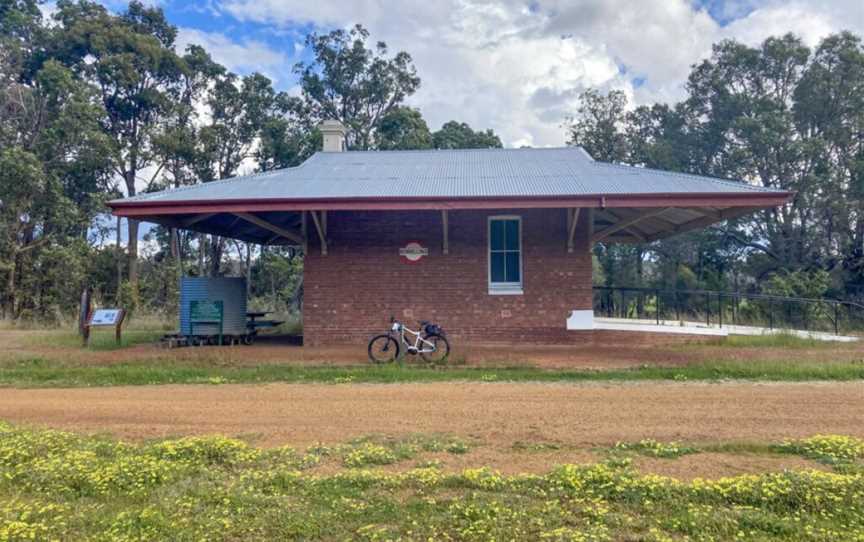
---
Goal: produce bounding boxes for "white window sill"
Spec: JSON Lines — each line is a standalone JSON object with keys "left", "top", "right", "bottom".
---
{"left": 488, "top": 286, "right": 523, "bottom": 296}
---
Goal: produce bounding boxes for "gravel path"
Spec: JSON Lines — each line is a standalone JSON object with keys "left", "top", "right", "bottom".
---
{"left": 1, "top": 381, "right": 861, "bottom": 447}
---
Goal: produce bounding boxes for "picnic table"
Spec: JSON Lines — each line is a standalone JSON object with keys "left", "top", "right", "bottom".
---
{"left": 245, "top": 311, "right": 284, "bottom": 344}
{"left": 246, "top": 311, "right": 270, "bottom": 325}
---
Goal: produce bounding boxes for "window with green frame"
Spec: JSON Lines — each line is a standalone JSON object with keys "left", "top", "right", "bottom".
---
{"left": 488, "top": 216, "right": 522, "bottom": 293}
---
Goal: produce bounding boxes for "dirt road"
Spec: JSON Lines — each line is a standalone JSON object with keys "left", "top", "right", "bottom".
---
{"left": 1, "top": 381, "right": 861, "bottom": 448}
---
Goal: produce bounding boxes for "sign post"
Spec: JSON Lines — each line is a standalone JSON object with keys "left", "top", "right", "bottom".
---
{"left": 83, "top": 308, "right": 126, "bottom": 346}
{"left": 78, "top": 288, "right": 91, "bottom": 337}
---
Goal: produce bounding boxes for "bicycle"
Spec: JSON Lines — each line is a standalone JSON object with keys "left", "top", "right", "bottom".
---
{"left": 368, "top": 316, "right": 450, "bottom": 364}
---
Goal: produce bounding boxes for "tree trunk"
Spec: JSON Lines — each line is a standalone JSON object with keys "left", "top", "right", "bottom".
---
{"left": 198, "top": 234, "right": 206, "bottom": 276}
{"left": 127, "top": 219, "right": 139, "bottom": 292}
{"left": 124, "top": 169, "right": 139, "bottom": 295}
{"left": 170, "top": 228, "right": 179, "bottom": 260}
{"left": 209, "top": 235, "right": 223, "bottom": 277}
{"left": 171, "top": 227, "right": 182, "bottom": 281}
{"left": 3, "top": 251, "right": 17, "bottom": 318}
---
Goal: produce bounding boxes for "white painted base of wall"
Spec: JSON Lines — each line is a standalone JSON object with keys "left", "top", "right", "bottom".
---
{"left": 592, "top": 317, "right": 859, "bottom": 343}
{"left": 566, "top": 310, "right": 594, "bottom": 330}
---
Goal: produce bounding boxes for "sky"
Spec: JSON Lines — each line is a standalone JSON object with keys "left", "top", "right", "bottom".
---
{"left": 98, "top": 0, "right": 864, "bottom": 149}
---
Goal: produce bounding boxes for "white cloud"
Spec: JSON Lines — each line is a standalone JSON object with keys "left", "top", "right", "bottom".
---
{"left": 217, "top": 0, "right": 864, "bottom": 147}
{"left": 175, "top": 28, "right": 289, "bottom": 83}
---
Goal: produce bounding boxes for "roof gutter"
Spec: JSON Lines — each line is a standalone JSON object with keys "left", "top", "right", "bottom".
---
{"left": 109, "top": 191, "right": 793, "bottom": 217}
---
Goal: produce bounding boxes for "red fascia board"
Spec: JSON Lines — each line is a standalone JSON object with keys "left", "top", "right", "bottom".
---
{"left": 109, "top": 192, "right": 793, "bottom": 217}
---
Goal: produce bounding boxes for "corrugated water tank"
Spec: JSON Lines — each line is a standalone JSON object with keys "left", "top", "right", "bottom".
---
{"left": 179, "top": 277, "right": 247, "bottom": 336}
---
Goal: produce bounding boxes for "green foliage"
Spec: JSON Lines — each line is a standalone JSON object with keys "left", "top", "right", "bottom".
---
{"left": 613, "top": 439, "right": 699, "bottom": 459}
{"left": 714, "top": 333, "right": 830, "bottom": 349}
{"left": 1, "top": 423, "right": 864, "bottom": 540}
{"left": 432, "top": 120, "right": 503, "bottom": 149}
{"left": 765, "top": 270, "right": 831, "bottom": 299}
{"left": 250, "top": 247, "right": 303, "bottom": 312}
{"left": 376, "top": 106, "right": 433, "bottom": 150}
{"left": 343, "top": 443, "right": 399, "bottom": 467}
{"left": 566, "top": 88, "right": 629, "bottom": 161}
{"left": 776, "top": 435, "right": 864, "bottom": 465}
{"left": 574, "top": 33, "right": 864, "bottom": 303}
{"left": 295, "top": 23, "right": 420, "bottom": 150}
{"left": 2, "top": 356, "right": 864, "bottom": 388}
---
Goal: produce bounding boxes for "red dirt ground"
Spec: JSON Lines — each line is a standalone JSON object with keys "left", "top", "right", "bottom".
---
{"left": 6, "top": 329, "right": 864, "bottom": 368}
{"left": 1, "top": 381, "right": 861, "bottom": 448}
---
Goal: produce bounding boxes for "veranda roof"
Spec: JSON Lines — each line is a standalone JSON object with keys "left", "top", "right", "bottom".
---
{"left": 109, "top": 146, "right": 791, "bottom": 245}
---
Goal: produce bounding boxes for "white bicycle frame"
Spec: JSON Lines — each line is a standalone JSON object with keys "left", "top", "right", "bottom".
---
{"left": 392, "top": 321, "right": 437, "bottom": 354}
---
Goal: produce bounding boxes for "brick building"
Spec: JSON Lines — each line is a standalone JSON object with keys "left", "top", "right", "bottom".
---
{"left": 110, "top": 121, "right": 791, "bottom": 346}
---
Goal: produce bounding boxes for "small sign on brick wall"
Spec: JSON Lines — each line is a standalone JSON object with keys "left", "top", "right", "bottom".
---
{"left": 399, "top": 241, "right": 428, "bottom": 263}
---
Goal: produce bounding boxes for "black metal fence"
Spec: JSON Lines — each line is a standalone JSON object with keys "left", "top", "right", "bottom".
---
{"left": 593, "top": 286, "right": 864, "bottom": 336}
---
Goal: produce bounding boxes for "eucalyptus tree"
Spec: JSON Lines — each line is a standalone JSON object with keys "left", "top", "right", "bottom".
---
{"left": 565, "top": 89, "right": 629, "bottom": 161}
{"left": 294, "top": 24, "right": 420, "bottom": 150}
{"left": 793, "top": 32, "right": 864, "bottom": 293}
{"left": 194, "top": 71, "right": 290, "bottom": 276}
{"left": 0, "top": 26, "right": 112, "bottom": 317}
{"left": 684, "top": 34, "right": 813, "bottom": 278}
{"left": 151, "top": 45, "right": 224, "bottom": 271}
{"left": 50, "top": 0, "right": 186, "bottom": 296}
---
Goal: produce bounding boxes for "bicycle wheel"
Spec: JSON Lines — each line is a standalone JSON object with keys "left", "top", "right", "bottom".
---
{"left": 420, "top": 333, "right": 450, "bottom": 364}
{"left": 368, "top": 335, "right": 400, "bottom": 363}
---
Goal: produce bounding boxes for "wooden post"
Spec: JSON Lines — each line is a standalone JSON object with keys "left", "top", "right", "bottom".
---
{"left": 301, "top": 211, "right": 307, "bottom": 252}
{"left": 567, "top": 208, "right": 581, "bottom": 253}
{"left": 115, "top": 309, "right": 126, "bottom": 346}
{"left": 310, "top": 211, "right": 328, "bottom": 255}
{"left": 78, "top": 288, "right": 91, "bottom": 337}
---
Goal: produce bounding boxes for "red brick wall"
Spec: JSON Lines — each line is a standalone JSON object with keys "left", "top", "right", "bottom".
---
{"left": 303, "top": 208, "right": 594, "bottom": 346}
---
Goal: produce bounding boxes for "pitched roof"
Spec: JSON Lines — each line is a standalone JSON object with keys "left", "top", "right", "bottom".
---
{"left": 113, "top": 146, "right": 785, "bottom": 207}
{"left": 109, "top": 146, "right": 791, "bottom": 245}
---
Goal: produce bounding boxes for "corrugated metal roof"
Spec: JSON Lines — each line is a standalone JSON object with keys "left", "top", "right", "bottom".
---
{"left": 114, "top": 147, "right": 783, "bottom": 205}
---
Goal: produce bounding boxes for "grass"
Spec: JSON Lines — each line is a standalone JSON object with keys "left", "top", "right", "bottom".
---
{"left": 1, "top": 357, "right": 863, "bottom": 388}
{"left": 612, "top": 439, "right": 699, "bottom": 459}
{"left": 703, "top": 333, "right": 837, "bottom": 349}
{"left": 23, "top": 329, "right": 168, "bottom": 350}
{"left": 1, "top": 421, "right": 863, "bottom": 541}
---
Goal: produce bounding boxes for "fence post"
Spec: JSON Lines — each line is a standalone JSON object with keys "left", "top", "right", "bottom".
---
{"left": 607, "top": 289, "right": 612, "bottom": 317}
{"left": 732, "top": 294, "right": 737, "bottom": 326}
{"left": 803, "top": 301, "right": 808, "bottom": 330}
{"left": 769, "top": 299, "right": 774, "bottom": 330}
{"left": 719, "top": 293, "right": 723, "bottom": 328}
{"left": 706, "top": 292, "right": 710, "bottom": 326}
{"left": 834, "top": 302, "right": 839, "bottom": 336}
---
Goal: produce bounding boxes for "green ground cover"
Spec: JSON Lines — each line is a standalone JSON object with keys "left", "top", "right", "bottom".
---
{"left": 1, "top": 358, "right": 863, "bottom": 388}
{"left": 1, "top": 423, "right": 862, "bottom": 541}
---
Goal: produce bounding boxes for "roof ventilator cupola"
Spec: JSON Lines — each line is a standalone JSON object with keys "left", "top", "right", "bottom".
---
{"left": 320, "top": 120, "right": 347, "bottom": 152}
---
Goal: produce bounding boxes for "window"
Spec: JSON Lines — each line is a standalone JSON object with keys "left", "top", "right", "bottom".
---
{"left": 488, "top": 216, "right": 522, "bottom": 294}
